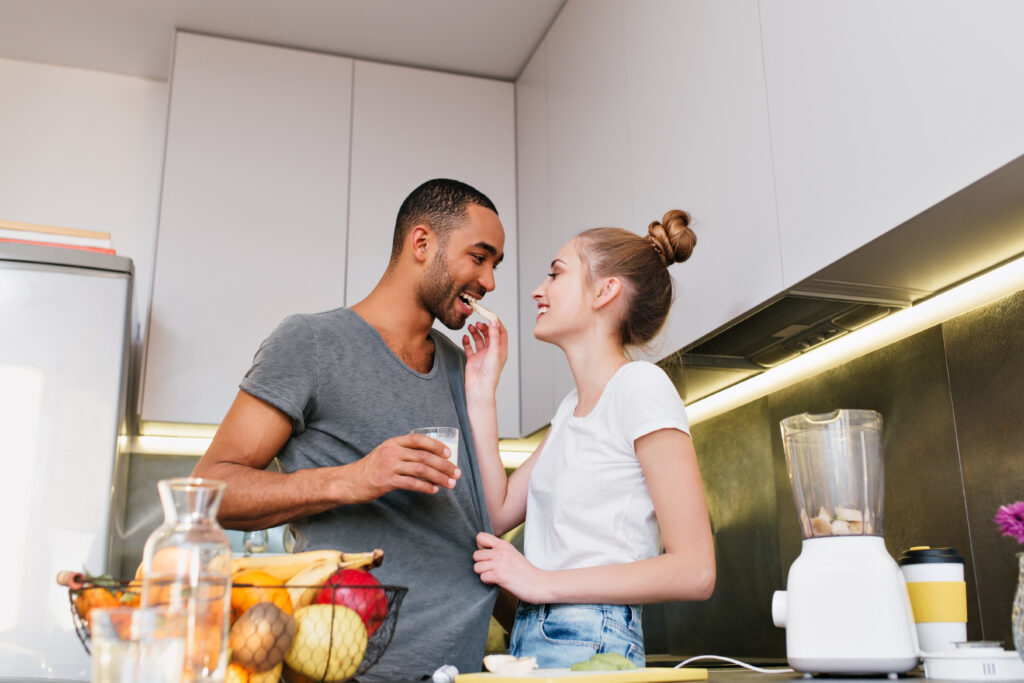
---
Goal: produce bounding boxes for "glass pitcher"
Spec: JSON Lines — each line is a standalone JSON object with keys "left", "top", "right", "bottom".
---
{"left": 140, "top": 478, "right": 232, "bottom": 683}
{"left": 780, "top": 410, "right": 884, "bottom": 539}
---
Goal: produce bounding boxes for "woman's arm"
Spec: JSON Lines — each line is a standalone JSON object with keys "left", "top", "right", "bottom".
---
{"left": 474, "top": 427, "right": 715, "bottom": 604}
{"left": 463, "top": 320, "right": 545, "bottom": 535}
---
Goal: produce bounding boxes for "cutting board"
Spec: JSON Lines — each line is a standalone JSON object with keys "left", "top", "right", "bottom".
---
{"left": 455, "top": 667, "right": 708, "bottom": 683}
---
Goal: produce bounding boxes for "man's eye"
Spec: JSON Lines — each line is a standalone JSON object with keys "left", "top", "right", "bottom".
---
{"left": 472, "top": 254, "right": 485, "bottom": 264}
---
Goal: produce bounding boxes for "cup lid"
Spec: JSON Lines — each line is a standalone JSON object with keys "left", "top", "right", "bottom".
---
{"left": 897, "top": 545, "right": 964, "bottom": 565}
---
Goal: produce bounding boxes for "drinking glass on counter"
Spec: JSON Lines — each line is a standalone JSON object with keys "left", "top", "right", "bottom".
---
{"left": 242, "top": 528, "right": 269, "bottom": 555}
{"left": 90, "top": 606, "right": 185, "bottom": 683}
{"left": 412, "top": 427, "right": 460, "bottom": 468}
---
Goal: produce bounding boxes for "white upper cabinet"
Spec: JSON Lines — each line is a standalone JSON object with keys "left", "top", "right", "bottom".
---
{"left": 141, "top": 33, "right": 353, "bottom": 424}
{"left": 516, "top": 41, "right": 563, "bottom": 437}
{"left": 346, "top": 61, "right": 520, "bottom": 436}
{"left": 760, "top": 0, "right": 1024, "bottom": 287}
{"left": 624, "top": 0, "right": 782, "bottom": 357}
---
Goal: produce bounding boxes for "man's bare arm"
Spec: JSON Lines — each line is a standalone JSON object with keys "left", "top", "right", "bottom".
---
{"left": 192, "top": 391, "right": 461, "bottom": 531}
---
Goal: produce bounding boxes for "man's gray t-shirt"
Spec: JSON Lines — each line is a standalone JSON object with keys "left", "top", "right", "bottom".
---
{"left": 239, "top": 307, "right": 497, "bottom": 681}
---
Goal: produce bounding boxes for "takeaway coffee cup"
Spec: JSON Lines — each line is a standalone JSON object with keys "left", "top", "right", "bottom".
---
{"left": 897, "top": 546, "right": 967, "bottom": 653}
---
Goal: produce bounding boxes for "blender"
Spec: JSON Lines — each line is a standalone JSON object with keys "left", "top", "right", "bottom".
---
{"left": 771, "top": 410, "right": 919, "bottom": 676}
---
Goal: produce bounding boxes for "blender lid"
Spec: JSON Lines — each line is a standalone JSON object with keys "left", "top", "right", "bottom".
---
{"left": 897, "top": 545, "right": 965, "bottom": 565}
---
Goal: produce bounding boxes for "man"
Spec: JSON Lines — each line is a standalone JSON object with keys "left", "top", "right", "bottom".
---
{"left": 192, "top": 178, "right": 505, "bottom": 680}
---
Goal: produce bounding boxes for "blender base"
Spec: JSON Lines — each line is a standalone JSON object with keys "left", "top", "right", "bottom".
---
{"left": 775, "top": 536, "right": 920, "bottom": 676}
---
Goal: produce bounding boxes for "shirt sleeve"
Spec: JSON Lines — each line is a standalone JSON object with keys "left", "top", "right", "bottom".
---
{"left": 239, "top": 314, "right": 319, "bottom": 434}
{"left": 616, "top": 362, "right": 690, "bottom": 445}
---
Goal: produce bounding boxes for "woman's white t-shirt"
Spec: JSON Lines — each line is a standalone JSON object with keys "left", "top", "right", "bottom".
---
{"left": 523, "top": 361, "right": 691, "bottom": 572}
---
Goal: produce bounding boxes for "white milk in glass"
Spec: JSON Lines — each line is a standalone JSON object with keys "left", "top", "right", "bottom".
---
{"left": 412, "top": 427, "right": 460, "bottom": 468}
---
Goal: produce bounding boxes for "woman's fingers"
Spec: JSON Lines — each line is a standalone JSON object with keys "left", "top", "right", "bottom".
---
{"left": 476, "top": 531, "right": 501, "bottom": 548}
{"left": 469, "top": 323, "right": 487, "bottom": 349}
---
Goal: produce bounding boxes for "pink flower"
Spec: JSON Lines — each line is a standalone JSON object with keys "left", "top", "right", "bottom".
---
{"left": 994, "top": 501, "right": 1024, "bottom": 544}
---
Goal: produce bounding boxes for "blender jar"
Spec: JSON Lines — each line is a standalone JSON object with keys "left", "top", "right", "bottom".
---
{"left": 780, "top": 409, "right": 884, "bottom": 539}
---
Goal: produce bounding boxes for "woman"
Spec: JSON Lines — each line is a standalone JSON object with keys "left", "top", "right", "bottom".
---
{"left": 462, "top": 210, "right": 715, "bottom": 669}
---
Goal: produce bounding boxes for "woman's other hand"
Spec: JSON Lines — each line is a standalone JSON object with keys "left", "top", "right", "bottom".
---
{"left": 473, "top": 531, "right": 546, "bottom": 603}
{"left": 463, "top": 320, "right": 508, "bottom": 400}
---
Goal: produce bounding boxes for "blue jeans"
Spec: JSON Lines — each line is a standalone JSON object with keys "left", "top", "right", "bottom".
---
{"left": 509, "top": 602, "right": 645, "bottom": 669}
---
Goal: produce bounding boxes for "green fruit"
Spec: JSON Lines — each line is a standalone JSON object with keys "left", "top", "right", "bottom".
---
{"left": 570, "top": 652, "right": 637, "bottom": 671}
{"left": 286, "top": 604, "right": 367, "bottom": 681}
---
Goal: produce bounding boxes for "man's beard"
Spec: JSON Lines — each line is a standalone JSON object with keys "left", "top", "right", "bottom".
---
{"left": 420, "top": 251, "right": 465, "bottom": 330}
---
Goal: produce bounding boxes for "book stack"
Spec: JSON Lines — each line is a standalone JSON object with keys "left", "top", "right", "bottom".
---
{"left": 0, "top": 219, "right": 115, "bottom": 254}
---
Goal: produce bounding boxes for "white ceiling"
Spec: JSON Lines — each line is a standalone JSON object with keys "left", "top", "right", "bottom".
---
{"left": 0, "top": 0, "right": 566, "bottom": 81}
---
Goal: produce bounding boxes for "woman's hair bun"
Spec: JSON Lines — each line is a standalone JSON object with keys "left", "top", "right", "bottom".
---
{"left": 647, "top": 209, "right": 695, "bottom": 265}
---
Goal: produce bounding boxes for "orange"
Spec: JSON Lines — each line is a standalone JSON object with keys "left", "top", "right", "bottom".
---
{"left": 183, "top": 614, "right": 226, "bottom": 679}
{"left": 227, "top": 662, "right": 283, "bottom": 683}
{"left": 136, "top": 547, "right": 194, "bottom": 579}
{"left": 76, "top": 586, "right": 122, "bottom": 625}
{"left": 225, "top": 662, "right": 249, "bottom": 683}
{"left": 231, "top": 570, "right": 293, "bottom": 622}
{"left": 137, "top": 548, "right": 197, "bottom": 606}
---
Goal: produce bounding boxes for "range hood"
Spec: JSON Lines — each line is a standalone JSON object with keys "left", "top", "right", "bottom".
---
{"left": 667, "top": 151, "right": 1024, "bottom": 403}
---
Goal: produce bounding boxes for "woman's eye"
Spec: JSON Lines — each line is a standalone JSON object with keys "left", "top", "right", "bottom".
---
{"left": 547, "top": 272, "right": 558, "bottom": 279}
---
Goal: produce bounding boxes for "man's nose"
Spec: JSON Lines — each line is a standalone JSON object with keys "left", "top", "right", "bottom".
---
{"left": 481, "top": 266, "right": 496, "bottom": 292}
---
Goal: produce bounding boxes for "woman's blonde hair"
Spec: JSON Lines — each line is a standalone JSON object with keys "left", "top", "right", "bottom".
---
{"left": 576, "top": 209, "right": 696, "bottom": 347}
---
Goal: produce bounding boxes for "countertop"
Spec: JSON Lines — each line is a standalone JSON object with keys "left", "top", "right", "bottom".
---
{"left": 1, "top": 666, "right": 1015, "bottom": 683}
{"left": 363, "top": 667, "right": 1022, "bottom": 683}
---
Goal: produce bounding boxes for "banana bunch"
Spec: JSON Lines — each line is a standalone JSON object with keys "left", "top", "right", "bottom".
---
{"left": 231, "top": 549, "right": 384, "bottom": 610}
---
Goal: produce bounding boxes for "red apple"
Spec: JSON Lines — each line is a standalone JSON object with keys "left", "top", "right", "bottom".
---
{"left": 313, "top": 568, "right": 388, "bottom": 636}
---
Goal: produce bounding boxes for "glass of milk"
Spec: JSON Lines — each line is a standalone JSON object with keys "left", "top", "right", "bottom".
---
{"left": 412, "top": 426, "right": 460, "bottom": 468}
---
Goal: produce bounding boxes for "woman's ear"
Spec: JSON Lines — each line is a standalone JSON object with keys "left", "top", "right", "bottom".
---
{"left": 592, "top": 277, "right": 622, "bottom": 310}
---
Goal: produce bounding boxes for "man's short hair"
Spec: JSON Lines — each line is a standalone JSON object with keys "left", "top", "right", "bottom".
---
{"left": 390, "top": 179, "right": 497, "bottom": 261}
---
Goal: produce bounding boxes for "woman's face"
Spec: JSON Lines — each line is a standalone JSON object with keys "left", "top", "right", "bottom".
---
{"left": 531, "top": 238, "right": 592, "bottom": 344}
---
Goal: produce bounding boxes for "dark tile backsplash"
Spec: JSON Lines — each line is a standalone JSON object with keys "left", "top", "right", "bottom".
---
{"left": 942, "top": 290, "right": 1024, "bottom": 640}
{"left": 643, "top": 286, "right": 1024, "bottom": 658}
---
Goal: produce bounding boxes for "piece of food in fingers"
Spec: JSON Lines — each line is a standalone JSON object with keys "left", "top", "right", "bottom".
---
{"left": 467, "top": 298, "right": 498, "bottom": 322}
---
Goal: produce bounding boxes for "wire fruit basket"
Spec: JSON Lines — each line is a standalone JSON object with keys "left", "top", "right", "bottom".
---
{"left": 59, "top": 571, "right": 406, "bottom": 682}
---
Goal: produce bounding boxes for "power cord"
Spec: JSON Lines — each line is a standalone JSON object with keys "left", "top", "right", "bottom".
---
{"left": 673, "top": 654, "right": 794, "bottom": 673}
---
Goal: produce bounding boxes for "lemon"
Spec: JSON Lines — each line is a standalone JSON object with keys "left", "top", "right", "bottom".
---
{"left": 286, "top": 604, "right": 367, "bottom": 682}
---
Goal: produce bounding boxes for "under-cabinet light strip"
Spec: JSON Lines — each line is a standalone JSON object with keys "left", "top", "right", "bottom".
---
{"left": 686, "top": 253, "right": 1024, "bottom": 425}
{"left": 132, "top": 433, "right": 534, "bottom": 468}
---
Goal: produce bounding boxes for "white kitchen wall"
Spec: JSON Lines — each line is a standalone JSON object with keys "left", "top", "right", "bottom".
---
{"left": 0, "top": 57, "right": 168, "bottom": 343}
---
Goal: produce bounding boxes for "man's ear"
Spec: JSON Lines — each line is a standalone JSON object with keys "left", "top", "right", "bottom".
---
{"left": 592, "top": 277, "right": 622, "bottom": 310}
{"left": 409, "top": 224, "right": 433, "bottom": 264}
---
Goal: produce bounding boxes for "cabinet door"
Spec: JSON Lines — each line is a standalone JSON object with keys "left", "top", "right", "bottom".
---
{"left": 625, "top": 0, "right": 782, "bottom": 357}
{"left": 544, "top": 0, "right": 633, "bottom": 402}
{"left": 346, "top": 61, "right": 520, "bottom": 436}
{"left": 760, "top": 0, "right": 1024, "bottom": 287}
{"left": 516, "top": 41, "right": 562, "bottom": 437}
{"left": 141, "top": 33, "right": 352, "bottom": 424}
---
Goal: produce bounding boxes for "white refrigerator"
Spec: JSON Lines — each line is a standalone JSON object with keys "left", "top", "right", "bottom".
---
{"left": 0, "top": 242, "right": 133, "bottom": 681}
